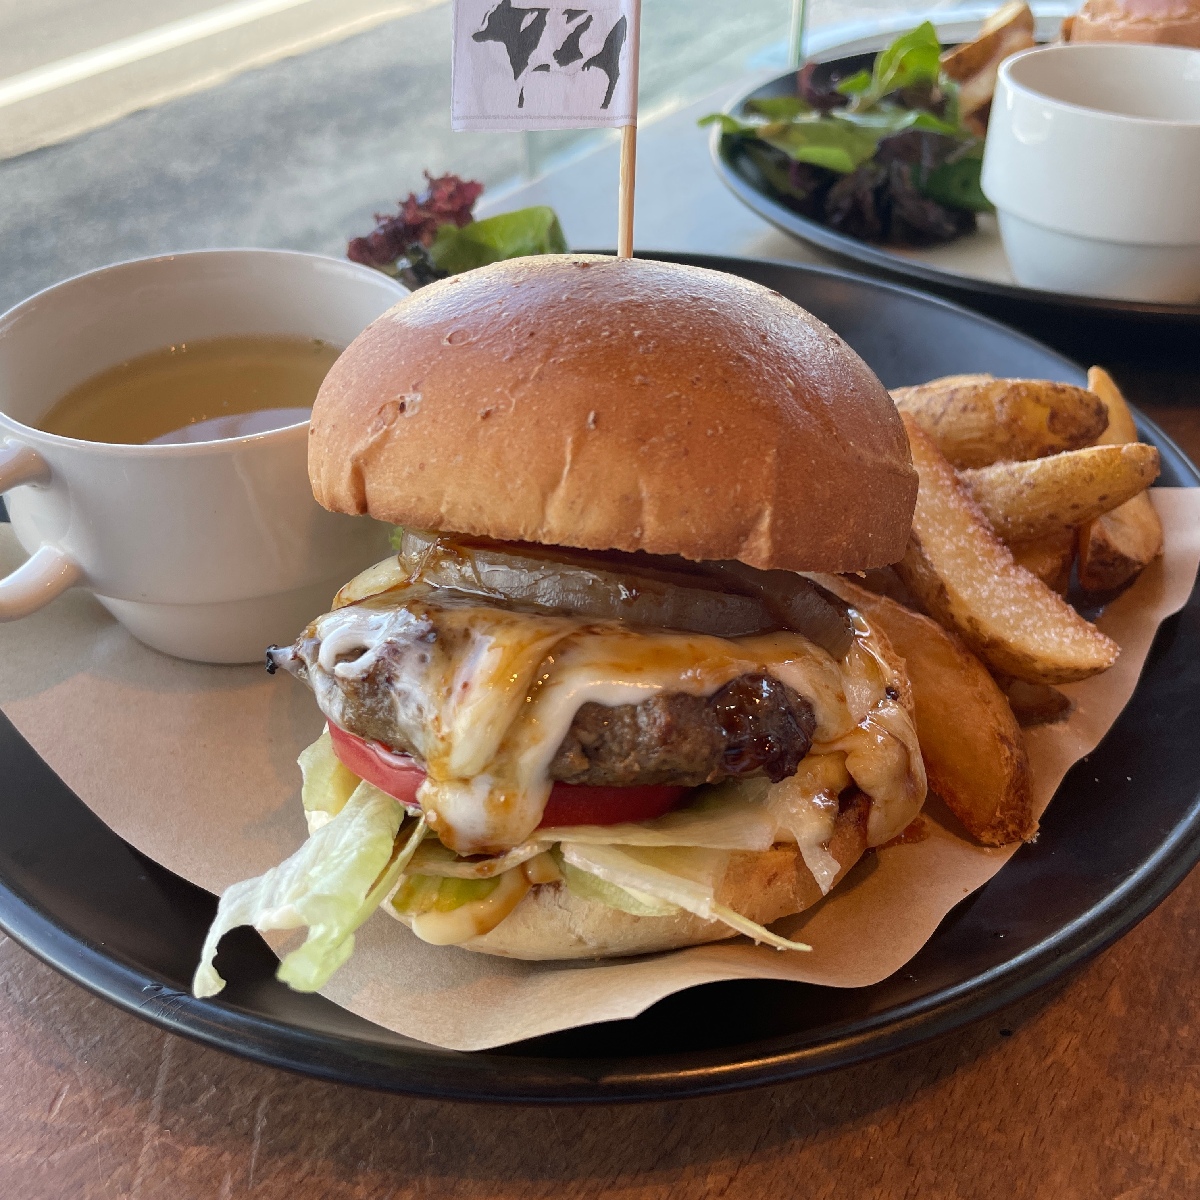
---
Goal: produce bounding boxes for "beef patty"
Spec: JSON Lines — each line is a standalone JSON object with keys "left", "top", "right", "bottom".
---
{"left": 272, "top": 627, "right": 817, "bottom": 789}
{"left": 548, "top": 674, "right": 816, "bottom": 787}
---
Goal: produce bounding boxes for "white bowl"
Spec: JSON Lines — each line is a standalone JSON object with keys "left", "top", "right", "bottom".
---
{"left": 981, "top": 42, "right": 1200, "bottom": 303}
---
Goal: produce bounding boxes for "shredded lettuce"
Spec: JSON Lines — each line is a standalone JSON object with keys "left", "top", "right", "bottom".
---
{"left": 298, "top": 728, "right": 362, "bottom": 832}
{"left": 402, "top": 783, "right": 780, "bottom": 882}
{"left": 552, "top": 847, "right": 680, "bottom": 917}
{"left": 193, "top": 783, "right": 426, "bottom": 997}
{"left": 540, "top": 783, "right": 778, "bottom": 850}
{"left": 407, "top": 838, "right": 546, "bottom": 878}
{"left": 559, "top": 843, "right": 812, "bottom": 952}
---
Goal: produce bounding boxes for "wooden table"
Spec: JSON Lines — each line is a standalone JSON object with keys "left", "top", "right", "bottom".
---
{"left": 3, "top": 93, "right": 1198, "bottom": 1200}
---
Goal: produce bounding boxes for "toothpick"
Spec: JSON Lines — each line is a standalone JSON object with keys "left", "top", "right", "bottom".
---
{"left": 618, "top": 123, "right": 637, "bottom": 259}
{"left": 789, "top": 0, "right": 810, "bottom": 68}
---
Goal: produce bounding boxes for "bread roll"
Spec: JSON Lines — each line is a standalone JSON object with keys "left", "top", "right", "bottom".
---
{"left": 309, "top": 254, "right": 917, "bottom": 573}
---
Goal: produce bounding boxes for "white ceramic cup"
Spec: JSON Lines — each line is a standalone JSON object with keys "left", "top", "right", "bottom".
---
{"left": 981, "top": 43, "right": 1200, "bottom": 303}
{"left": 0, "top": 249, "right": 407, "bottom": 663}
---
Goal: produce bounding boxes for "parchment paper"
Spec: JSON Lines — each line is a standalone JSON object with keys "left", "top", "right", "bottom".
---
{"left": 2, "top": 489, "right": 1198, "bottom": 1051}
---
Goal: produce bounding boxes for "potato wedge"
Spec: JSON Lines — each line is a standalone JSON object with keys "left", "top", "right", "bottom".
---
{"left": 1001, "top": 679, "right": 1073, "bottom": 727}
{"left": 819, "top": 575, "right": 1035, "bottom": 845}
{"left": 941, "top": 3, "right": 1034, "bottom": 81}
{"left": 1077, "top": 367, "right": 1164, "bottom": 591}
{"left": 959, "top": 442, "right": 1160, "bottom": 542}
{"left": 891, "top": 375, "right": 1108, "bottom": 468}
{"left": 1079, "top": 496, "right": 1164, "bottom": 591}
{"left": 940, "top": 1, "right": 1036, "bottom": 119}
{"left": 1010, "top": 530, "right": 1075, "bottom": 596}
{"left": 1087, "top": 367, "right": 1140, "bottom": 445}
{"left": 895, "top": 413, "right": 1120, "bottom": 684}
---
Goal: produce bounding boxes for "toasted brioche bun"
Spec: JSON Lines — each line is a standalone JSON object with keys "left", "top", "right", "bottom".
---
{"left": 389, "top": 792, "right": 871, "bottom": 960}
{"left": 1065, "top": 0, "right": 1200, "bottom": 45}
{"left": 309, "top": 254, "right": 917, "bottom": 572}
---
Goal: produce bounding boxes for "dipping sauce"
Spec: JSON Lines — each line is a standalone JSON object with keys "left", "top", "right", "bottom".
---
{"left": 37, "top": 335, "right": 341, "bottom": 445}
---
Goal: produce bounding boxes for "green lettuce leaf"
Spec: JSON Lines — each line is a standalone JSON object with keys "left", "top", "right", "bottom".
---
{"left": 193, "top": 783, "right": 426, "bottom": 997}
{"left": 698, "top": 112, "right": 753, "bottom": 136}
{"left": 743, "top": 95, "right": 811, "bottom": 121}
{"left": 835, "top": 69, "right": 873, "bottom": 97}
{"left": 919, "top": 145, "right": 993, "bottom": 212}
{"left": 759, "top": 116, "right": 885, "bottom": 174}
{"left": 850, "top": 21, "right": 942, "bottom": 108}
{"left": 716, "top": 107, "right": 959, "bottom": 176}
{"left": 298, "top": 728, "right": 361, "bottom": 831}
{"left": 428, "top": 206, "right": 567, "bottom": 275}
{"left": 701, "top": 109, "right": 881, "bottom": 173}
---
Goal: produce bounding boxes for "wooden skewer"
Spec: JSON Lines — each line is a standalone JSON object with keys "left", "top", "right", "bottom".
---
{"left": 617, "top": 123, "right": 637, "bottom": 259}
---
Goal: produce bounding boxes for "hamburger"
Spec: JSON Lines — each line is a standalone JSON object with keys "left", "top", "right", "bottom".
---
{"left": 1062, "top": 0, "right": 1200, "bottom": 46}
{"left": 193, "top": 255, "right": 926, "bottom": 996}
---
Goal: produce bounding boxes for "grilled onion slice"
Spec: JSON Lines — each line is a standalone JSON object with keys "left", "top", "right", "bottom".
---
{"left": 334, "top": 530, "right": 853, "bottom": 657}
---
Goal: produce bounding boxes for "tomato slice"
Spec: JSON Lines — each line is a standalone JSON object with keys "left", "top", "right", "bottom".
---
{"left": 326, "top": 723, "right": 687, "bottom": 829}
{"left": 327, "top": 722, "right": 425, "bottom": 808}
{"left": 538, "top": 782, "right": 686, "bottom": 828}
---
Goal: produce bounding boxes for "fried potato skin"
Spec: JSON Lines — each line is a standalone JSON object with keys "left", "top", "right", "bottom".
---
{"left": 892, "top": 375, "right": 1108, "bottom": 469}
{"left": 1077, "top": 368, "right": 1164, "bottom": 592}
{"left": 896, "top": 414, "right": 1119, "bottom": 684}
{"left": 820, "top": 575, "right": 1036, "bottom": 845}
{"left": 960, "top": 443, "right": 1160, "bottom": 543}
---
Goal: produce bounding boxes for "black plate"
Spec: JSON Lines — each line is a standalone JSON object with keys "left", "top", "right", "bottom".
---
{"left": 711, "top": 55, "right": 1200, "bottom": 360}
{"left": 2, "top": 255, "right": 1198, "bottom": 1104}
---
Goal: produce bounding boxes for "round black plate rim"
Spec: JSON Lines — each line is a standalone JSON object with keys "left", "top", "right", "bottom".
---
{"left": 1, "top": 777, "right": 1197, "bottom": 1106}
{"left": 709, "top": 80, "right": 1200, "bottom": 322}
{"left": 2, "top": 253, "right": 1198, "bottom": 1104}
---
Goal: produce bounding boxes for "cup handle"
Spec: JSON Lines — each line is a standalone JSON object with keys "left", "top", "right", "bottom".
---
{"left": 0, "top": 440, "right": 83, "bottom": 620}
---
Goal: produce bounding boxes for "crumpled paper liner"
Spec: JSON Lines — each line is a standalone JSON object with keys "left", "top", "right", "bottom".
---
{"left": 1, "top": 489, "right": 1198, "bottom": 1051}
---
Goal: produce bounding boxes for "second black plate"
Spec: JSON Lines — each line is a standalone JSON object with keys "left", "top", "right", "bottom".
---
{"left": 1, "top": 255, "right": 1197, "bottom": 1103}
{"left": 710, "top": 40, "right": 1200, "bottom": 359}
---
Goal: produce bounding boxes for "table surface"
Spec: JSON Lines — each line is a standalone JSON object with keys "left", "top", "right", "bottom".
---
{"left": 4, "top": 72, "right": 1200, "bottom": 1200}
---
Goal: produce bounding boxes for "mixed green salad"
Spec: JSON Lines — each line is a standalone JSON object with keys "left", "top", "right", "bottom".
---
{"left": 701, "top": 22, "right": 994, "bottom": 246}
{"left": 347, "top": 171, "right": 567, "bottom": 287}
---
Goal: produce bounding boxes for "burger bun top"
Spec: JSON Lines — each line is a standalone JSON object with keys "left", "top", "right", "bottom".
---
{"left": 1065, "top": 0, "right": 1200, "bottom": 45}
{"left": 309, "top": 254, "right": 917, "bottom": 572}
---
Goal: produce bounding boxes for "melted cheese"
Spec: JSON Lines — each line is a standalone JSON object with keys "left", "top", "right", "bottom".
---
{"left": 302, "top": 593, "right": 925, "bottom": 856}
{"left": 765, "top": 754, "right": 851, "bottom": 895}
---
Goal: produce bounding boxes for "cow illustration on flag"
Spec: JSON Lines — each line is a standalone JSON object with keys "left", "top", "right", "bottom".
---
{"left": 452, "top": 1, "right": 640, "bottom": 130}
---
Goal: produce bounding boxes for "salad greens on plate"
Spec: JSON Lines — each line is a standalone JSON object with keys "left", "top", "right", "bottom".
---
{"left": 348, "top": 171, "right": 567, "bottom": 287}
{"left": 701, "top": 22, "right": 993, "bottom": 247}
